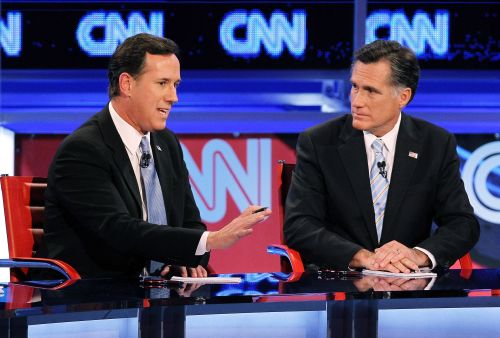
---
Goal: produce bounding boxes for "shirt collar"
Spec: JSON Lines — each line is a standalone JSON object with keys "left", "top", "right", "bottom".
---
{"left": 109, "top": 101, "right": 150, "bottom": 154}
{"left": 363, "top": 112, "right": 401, "bottom": 154}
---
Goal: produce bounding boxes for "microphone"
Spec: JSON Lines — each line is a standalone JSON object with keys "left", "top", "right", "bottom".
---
{"left": 140, "top": 153, "right": 151, "bottom": 168}
{"left": 377, "top": 161, "right": 387, "bottom": 179}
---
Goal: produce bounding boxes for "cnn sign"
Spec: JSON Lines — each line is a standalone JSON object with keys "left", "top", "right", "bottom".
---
{"left": 181, "top": 138, "right": 272, "bottom": 223}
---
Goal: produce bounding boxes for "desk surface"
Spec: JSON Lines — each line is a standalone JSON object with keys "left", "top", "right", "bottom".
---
{"left": 2, "top": 269, "right": 500, "bottom": 313}
{"left": 2, "top": 269, "right": 500, "bottom": 337}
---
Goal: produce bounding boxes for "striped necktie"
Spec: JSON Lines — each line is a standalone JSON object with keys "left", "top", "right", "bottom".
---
{"left": 140, "top": 136, "right": 167, "bottom": 274}
{"left": 370, "top": 138, "right": 389, "bottom": 242}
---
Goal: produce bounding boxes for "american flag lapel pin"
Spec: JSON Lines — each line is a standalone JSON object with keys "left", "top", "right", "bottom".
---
{"left": 408, "top": 151, "right": 418, "bottom": 159}
{"left": 156, "top": 145, "right": 162, "bottom": 151}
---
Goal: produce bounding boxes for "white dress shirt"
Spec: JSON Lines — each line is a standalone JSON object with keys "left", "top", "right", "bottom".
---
{"left": 109, "top": 102, "right": 209, "bottom": 256}
{"left": 362, "top": 113, "right": 436, "bottom": 268}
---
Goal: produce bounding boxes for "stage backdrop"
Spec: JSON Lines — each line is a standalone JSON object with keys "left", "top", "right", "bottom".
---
{"left": 15, "top": 133, "right": 500, "bottom": 272}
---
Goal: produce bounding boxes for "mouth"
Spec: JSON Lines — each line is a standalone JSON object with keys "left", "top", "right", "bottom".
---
{"left": 158, "top": 108, "right": 169, "bottom": 116}
{"left": 352, "top": 111, "right": 368, "bottom": 119}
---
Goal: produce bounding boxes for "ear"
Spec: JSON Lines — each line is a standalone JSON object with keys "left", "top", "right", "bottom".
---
{"left": 118, "top": 72, "right": 133, "bottom": 97}
{"left": 399, "top": 87, "right": 412, "bottom": 109}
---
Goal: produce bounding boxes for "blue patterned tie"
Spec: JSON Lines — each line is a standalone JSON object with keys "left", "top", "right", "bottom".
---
{"left": 140, "top": 136, "right": 167, "bottom": 274}
{"left": 370, "top": 139, "right": 389, "bottom": 242}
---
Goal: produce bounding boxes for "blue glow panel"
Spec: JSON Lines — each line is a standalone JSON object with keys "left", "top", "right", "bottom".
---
{"left": 220, "top": 9, "right": 306, "bottom": 59}
{"left": 379, "top": 307, "right": 500, "bottom": 338}
{"left": 1, "top": 3, "right": 353, "bottom": 69}
{"left": 459, "top": 142, "right": 500, "bottom": 225}
{"left": 366, "top": 4, "right": 500, "bottom": 67}
{"left": 76, "top": 11, "right": 164, "bottom": 56}
{"left": 214, "top": 273, "right": 279, "bottom": 297}
{"left": 457, "top": 137, "right": 500, "bottom": 267}
{"left": 366, "top": 10, "right": 449, "bottom": 58}
{"left": 0, "top": 11, "right": 22, "bottom": 56}
{"left": 29, "top": 317, "right": 139, "bottom": 338}
{"left": 186, "top": 311, "right": 327, "bottom": 338}
{"left": 0, "top": 284, "right": 7, "bottom": 302}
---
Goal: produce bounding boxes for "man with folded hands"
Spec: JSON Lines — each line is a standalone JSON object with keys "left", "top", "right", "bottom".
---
{"left": 284, "top": 40, "right": 479, "bottom": 273}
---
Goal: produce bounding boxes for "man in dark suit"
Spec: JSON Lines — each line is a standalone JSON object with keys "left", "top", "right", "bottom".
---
{"left": 42, "top": 33, "right": 271, "bottom": 278}
{"left": 284, "top": 40, "right": 479, "bottom": 273}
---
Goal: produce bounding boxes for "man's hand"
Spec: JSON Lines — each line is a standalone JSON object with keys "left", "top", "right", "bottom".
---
{"left": 354, "top": 275, "right": 430, "bottom": 292}
{"left": 173, "top": 282, "right": 204, "bottom": 298}
{"left": 206, "top": 205, "right": 272, "bottom": 250}
{"left": 372, "top": 240, "right": 430, "bottom": 273}
{"left": 385, "top": 278, "right": 429, "bottom": 291}
{"left": 160, "top": 265, "right": 207, "bottom": 278}
{"left": 349, "top": 248, "right": 401, "bottom": 273}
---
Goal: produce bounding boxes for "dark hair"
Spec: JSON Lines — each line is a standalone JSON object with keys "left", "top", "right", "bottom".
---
{"left": 353, "top": 40, "right": 420, "bottom": 103}
{"left": 107, "top": 33, "right": 179, "bottom": 98}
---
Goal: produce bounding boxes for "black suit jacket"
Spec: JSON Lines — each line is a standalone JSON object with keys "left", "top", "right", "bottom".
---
{"left": 284, "top": 113, "right": 479, "bottom": 269}
{"left": 42, "top": 105, "right": 208, "bottom": 278}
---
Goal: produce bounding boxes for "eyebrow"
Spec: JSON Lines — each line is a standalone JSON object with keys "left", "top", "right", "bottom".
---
{"left": 157, "top": 77, "right": 181, "bottom": 84}
{"left": 363, "top": 85, "right": 381, "bottom": 94}
{"left": 351, "top": 80, "right": 382, "bottom": 94}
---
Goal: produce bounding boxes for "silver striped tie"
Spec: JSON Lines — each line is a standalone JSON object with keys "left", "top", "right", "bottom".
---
{"left": 140, "top": 136, "right": 167, "bottom": 274}
{"left": 370, "top": 139, "right": 389, "bottom": 242}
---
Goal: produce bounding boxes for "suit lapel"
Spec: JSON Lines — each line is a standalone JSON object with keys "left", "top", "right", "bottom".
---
{"left": 337, "top": 119, "right": 379, "bottom": 247}
{"left": 380, "top": 114, "right": 421, "bottom": 244}
{"left": 98, "top": 106, "right": 142, "bottom": 212}
{"left": 150, "top": 133, "right": 175, "bottom": 224}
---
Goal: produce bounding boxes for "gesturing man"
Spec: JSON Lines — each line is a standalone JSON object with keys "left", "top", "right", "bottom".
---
{"left": 42, "top": 33, "right": 271, "bottom": 278}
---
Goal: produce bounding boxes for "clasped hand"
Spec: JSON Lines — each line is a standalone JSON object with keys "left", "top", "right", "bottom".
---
{"left": 352, "top": 240, "right": 430, "bottom": 273}
{"left": 353, "top": 275, "right": 430, "bottom": 292}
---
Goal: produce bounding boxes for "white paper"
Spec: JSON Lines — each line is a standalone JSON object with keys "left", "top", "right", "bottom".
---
{"left": 361, "top": 269, "right": 437, "bottom": 278}
{"left": 170, "top": 276, "right": 242, "bottom": 284}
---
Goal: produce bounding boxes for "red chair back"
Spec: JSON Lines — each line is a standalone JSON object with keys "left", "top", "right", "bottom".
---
{"left": 1, "top": 175, "right": 80, "bottom": 281}
{"left": 1, "top": 176, "right": 46, "bottom": 260}
{"left": 277, "top": 161, "right": 295, "bottom": 244}
{"left": 274, "top": 162, "right": 304, "bottom": 273}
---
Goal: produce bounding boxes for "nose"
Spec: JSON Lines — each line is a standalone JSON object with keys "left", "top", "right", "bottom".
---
{"left": 166, "top": 85, "right": 178, "bottom": 103}
{"left": 350, "top": 90, "right": 365, "bottom": 108}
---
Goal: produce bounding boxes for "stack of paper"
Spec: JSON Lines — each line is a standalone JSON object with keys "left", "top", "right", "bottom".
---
{"left": 361, "top": 269, "right": 437, "bottom": 278}
{"left": 170, "top": 276, "right": 242, "bottom": 284}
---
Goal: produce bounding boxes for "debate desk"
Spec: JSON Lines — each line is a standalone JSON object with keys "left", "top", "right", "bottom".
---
{"left": 1, "top": 269, "right": 500, "bottom": 338}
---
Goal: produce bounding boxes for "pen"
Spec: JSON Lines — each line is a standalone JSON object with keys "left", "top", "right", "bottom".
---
{"left": 252, "top": 207, "right": 268, "bottom": 214}
{"left": 141, "top": 276, "right": 184, "bottom": 287}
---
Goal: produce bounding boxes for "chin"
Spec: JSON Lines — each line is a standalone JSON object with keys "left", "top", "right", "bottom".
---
{"left": 352, "top": 119, "right": 369, "bottom": 131}
{"left": 153, "top": 122, "right": 167, "bottom": 131}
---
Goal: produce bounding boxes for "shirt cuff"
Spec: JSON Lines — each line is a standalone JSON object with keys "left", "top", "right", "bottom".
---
{"left": 424, "top": 276, "right": 437, "bottom": 290}
{"left": 195, "top": 231, "right": 210, "bottom": 256}
{"left": 414, "top": 246, "right": 436, "bottom": 269}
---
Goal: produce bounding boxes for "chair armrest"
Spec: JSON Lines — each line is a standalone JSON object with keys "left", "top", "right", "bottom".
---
{"left": 267, "top": 244, "right": 305, "bottom": 273}
{"left": 0, "top": 257, "right": 81, "bottom": 280}
{"left": 459, "top": 253, "right": 473, "bottom": 270}
{"left": 206, "top": 264, "right": 216, "bottom": 275}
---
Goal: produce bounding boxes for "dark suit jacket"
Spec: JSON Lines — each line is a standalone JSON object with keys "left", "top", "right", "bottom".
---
{"left": 284, "top": 113, "right": 479, "bottom": 269}
{"left": 42, "top": 105, "right": 208, "bottom": 278}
